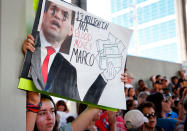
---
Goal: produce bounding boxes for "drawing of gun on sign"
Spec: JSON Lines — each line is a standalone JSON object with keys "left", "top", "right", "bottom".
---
{"left": 96, "top": 32, "right": 127, "bottom": 80}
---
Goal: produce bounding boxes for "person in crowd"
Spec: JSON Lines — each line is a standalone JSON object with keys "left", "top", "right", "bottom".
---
{"left": 115, "top": 110, "right": 126, "bottom": 131}
{"left": 175, "top": 91, "right": 187, "bottom": 131}
{"left": 136, "top": 79, "right": 145, "bottom": 92}
{"left": 178, "top": 79, "right": 184, "bottom": 89}
{"left": 56, "top": 100, "right": 77, "bottom": 129}
{"left": 126, "top": 99, "right": 138, "bottom": 111}
{"left": 150, "top": 81, "right": 163, "bottom": 94}
{"left": 137, "top": 101, "right": 163, "bottom": 131}
{"left": 178, "top": 70, "right": 187, "bottom": 87}
{"left": 95, "top": 110, "right": 116, "bottom": 131}
{"left": 168, "top": 76, "right": 179, "bottom": 94}
{"left": 147, "top": 75, "right": 156, "bottom": 89}
{"left": 161, "top": 77, "right": 169, "bottom": 92}
{"left": 137, "top": 91, "right": 149, "bottom": 105}
{"left": 177, "top": 87, "right": 187, "bottom": 121}
{"left": 136, "top": 80, "right": 149, "bottom": 95}
{"left": 165, "top": 96, "right": 178, "bottom": 119}
{"left": 124, "top": 110, "right": 149, "bottom": 131}
{"left": 143, "top": 87, "right": 151, "bottom": 95}
{"left": 124, "top": 87, "right": 128, "bottom": 97}
{"left": 56, "top": 100, "right": 69, "bottom": 112}
{"left": 162, "top": 88, "right": 171, "bottom": 98}
{"left": 146, "top": 92, "right": 178, "bottom": 131}
{"left": 172, "top": 99, "right": 181, "bottom": 116}
{"left": 26, "top": 91, "right": 102, "bottom": 131}
{"left": 178, "top": 70, "right": 186, "bottom": 81}
{"left": 123, "top": 72, "right": 130, "bottom": 96}
{"left": 172, "top": 86, "right": 180, "bottom": 96}
{"left": 121, "top": 99, "right": 138, "bottom": 118}
{"left": 155, "top": 75, "right": 162, "bottom": 83}
{"left": 124, "top": 73, "right": 134, "bottom": 89}
{"left": 127, "top": 88, "right": 136, "bottom": 100}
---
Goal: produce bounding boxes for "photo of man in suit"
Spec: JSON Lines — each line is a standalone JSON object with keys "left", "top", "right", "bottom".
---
{"left": 25, "top": 0, "right": 118, "bottom": 104}
{"left": 31, "top": 0, "right": 80, "bottom": 100}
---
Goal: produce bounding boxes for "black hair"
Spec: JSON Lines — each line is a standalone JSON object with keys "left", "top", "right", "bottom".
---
{"left": 179, "top": 88, "right": 185, "bottom": 99}
{"left": 126, "top": 99, "right": 135, "bottom": 110}
{"left": 41, "top": 94, "right": 56, "bottom": 109}
{"left": 174, "top": 100, "right": 179, "bottom": 107}
{"left": 137, "top": 101, "right": 155, "bottom": 112}
{"left": 66, "top": 116, "right": 75, "bottom": 123}
{"left": 44, "top": 0, "right": 75, "bottom": 26}
{"left": 56, "top": 100, "right": 69, "bottom": 112}
{"left": 138, "top": 79, "right": 144, "bottom": 84}
{"left": 156, "top": 75, "right": 161, "bottom": 80}
{"left": 171, "top": 76, "right": 178, "bottom": 84}
{"left": 146, "top": 92, "right": 163, "bottom": 118}
{"left": 128, "top": 88, "right": 135, "bottom": 97}
{"left": 154, "top": 81, "right": 162, "bottom": 85}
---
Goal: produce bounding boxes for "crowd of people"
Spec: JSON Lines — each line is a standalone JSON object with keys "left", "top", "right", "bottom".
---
{"left": 122, "top": 70, "right": 187, "bottom": 131}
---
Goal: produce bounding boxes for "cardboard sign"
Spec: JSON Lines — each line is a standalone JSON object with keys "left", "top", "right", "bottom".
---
{"left": 19, "top": 0, "right": 133, "bottom": 110}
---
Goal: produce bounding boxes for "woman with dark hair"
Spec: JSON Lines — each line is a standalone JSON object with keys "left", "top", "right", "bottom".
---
{"left": 137, "top": 101, "right": 163, "bottom": 131}
{"left": 146, "top": 92, "right": 178, "bottom": 131}
{"left": 56, "top": 100, "right": 69, "bottom": 112}
{"left": 168, "top": 76, "right": 179, "bottom": 94}
{"left": 127, "top": 88, "right": 136, "bottom": 100}
{"left": 35, "top": 94, "right": 58, "bottom": 131}
{"left": 26, "top": 92, "right": 102, "bottom": 131}
{"left": 26, "top": 92, "right": 58, "bottom": 131}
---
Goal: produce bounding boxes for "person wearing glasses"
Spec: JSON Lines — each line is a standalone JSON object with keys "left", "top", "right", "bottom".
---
{"left": 138, "top": 101, "right": 163, "bottom": 131}
{"left": 146, "top": 92, "right": 178, "bottom": 131}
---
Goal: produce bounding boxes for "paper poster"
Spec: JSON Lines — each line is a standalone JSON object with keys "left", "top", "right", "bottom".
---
{"left": 19, "top": 0, "right": 133, "bottom": 109}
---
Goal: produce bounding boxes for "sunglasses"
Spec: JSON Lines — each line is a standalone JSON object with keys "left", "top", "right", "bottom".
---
{"left": 144, "top": 112, "right": 156, "bottom": 119}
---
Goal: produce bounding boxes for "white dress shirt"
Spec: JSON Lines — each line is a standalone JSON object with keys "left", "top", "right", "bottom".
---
{"left": 40, "top": 31, "right": 60, "bottom": 73}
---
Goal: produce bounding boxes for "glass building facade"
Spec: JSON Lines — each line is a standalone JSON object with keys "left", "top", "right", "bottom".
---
{"left": 111, "top": 0, "right": 179, "bottom": 63}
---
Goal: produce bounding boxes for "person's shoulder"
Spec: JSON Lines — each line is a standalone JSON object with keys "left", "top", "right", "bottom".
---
{"left": 159, "top": 117, "right": 178, "bottom": 124}
{"left": 56, "top": 52, "right": 76, "bottom": 70}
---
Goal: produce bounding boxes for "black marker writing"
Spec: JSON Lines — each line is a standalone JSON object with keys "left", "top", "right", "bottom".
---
{"left": 70, "top": 48, "right": 95, "bottom": 66}
{"left": 76, "top": 11, "right": 109, "bottom": 32}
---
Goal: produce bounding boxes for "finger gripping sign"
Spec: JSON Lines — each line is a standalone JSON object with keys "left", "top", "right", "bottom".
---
{"left": 18, "top": 0, "right": 133, "bottom": 110}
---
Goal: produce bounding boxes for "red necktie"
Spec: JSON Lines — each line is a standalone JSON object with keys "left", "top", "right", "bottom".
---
{"left": 42, "top": 46, "right": 55, "bottom": 85}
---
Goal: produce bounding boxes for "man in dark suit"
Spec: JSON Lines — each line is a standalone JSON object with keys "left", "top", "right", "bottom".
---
{"left": 24, "top": 0, "right": 117, "bottom": 104}
{"left": 30, "top": 0, "right": 82, "bottom": 100}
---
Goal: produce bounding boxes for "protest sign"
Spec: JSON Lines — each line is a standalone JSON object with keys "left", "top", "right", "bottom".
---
{"left": 19, "top": 0, "right": 133, "bottom": 109}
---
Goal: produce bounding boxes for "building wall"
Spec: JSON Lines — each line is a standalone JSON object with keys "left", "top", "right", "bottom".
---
{"left": 0, "top": 0, "right": 27, "bottom": 130}
{"left": 126, "top": 55, "right": 182, "bottom": 87}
